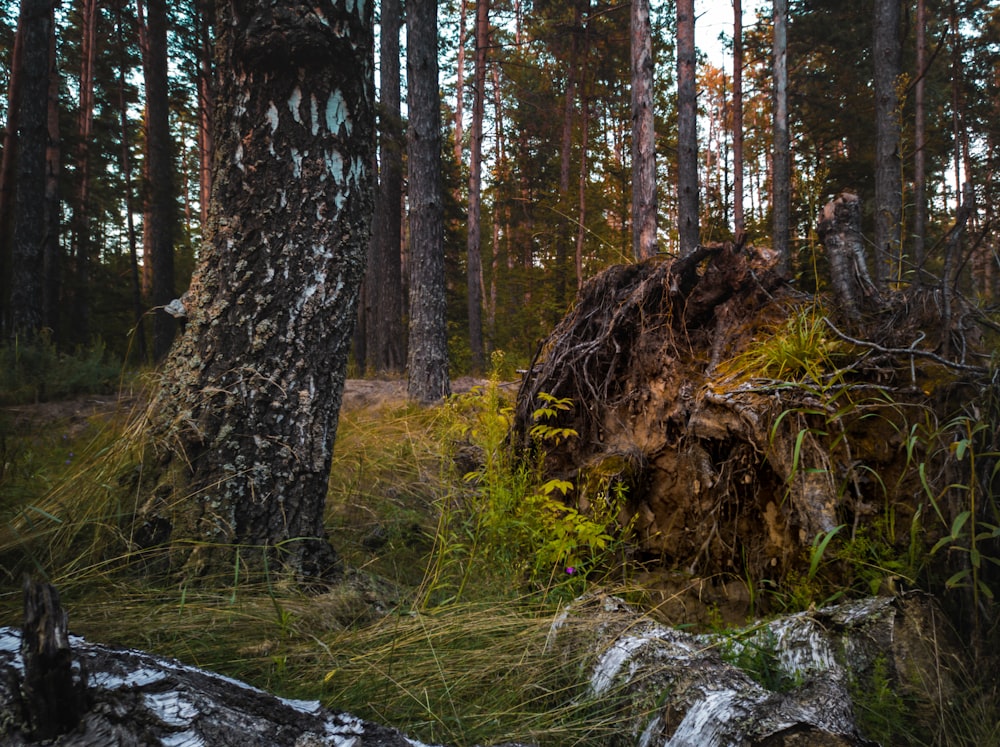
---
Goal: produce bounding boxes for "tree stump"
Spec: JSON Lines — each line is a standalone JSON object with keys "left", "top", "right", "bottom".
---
{"left": 19, "top": 579, "right": 88, "bottom": 740}
{"left": 816, "top": 191, "right": 879, "bottom": 321}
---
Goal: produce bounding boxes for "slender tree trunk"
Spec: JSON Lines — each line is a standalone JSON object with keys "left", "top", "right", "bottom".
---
{"left": 631, "top": 0, "right": 656, "bottom": 260}
{"left": 454, "top": 0, "right": 466, "bottom": 168}
{"left": 733, "top": 0, "right": 745, "bottom": 241}
{"left": 8, "top": 0, "right": 54, "bottom": 341}
{"left": 407, "top": 0, "right": 450, "bottom": 403}
{"left": 676, "top": 0, "right": 699, "bottom": 257}
{"left": 575, "top": 92, "right": 589, "bottom": 289}
{"left": 140, "top": 0, "right": 375, "bottom": 580}
{"left": 41, "top": 20, "right": 59, "bottom": 337}
{"left": 69, "top": 0, "right": 98, "bottom": 344}
{"left": 0, "top": 16, "right": 24, "bottom": 336}
{"left": 555, "top": 2, "right": 581, "bottom": 313}
{"left": 364, "top": 0, "right": 403, "bottom": 375}
{"left": 117, "top": 0, "right": 147, "bottom": 363}
{"left": 142, "top": 0, "right": 177, "bottom": 360}
{"left": 771, "top": 0, "right": 790, "bottom": 275}
{"left": 874, "top": 0, "right": 902, "bottom": 290}
{"left": 196, "top": 0, "right": 214, "bottom": 231}
{"left": 466, "top": 0, "right": 488, "bottom": 373}
{"left": 912, "top": 0, "right": 927, "bottom": 285}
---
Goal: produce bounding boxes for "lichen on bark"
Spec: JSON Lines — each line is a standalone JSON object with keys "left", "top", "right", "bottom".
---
{"left": 133, "top": 0, "right": 375, "bottom": 583}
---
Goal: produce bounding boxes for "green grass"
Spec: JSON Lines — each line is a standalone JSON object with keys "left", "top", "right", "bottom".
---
{"left": 2, "top": 373, "right": 1000, "bottom": 746}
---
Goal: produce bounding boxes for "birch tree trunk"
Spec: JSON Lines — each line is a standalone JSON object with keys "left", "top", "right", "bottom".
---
{"left": 137, "top": 0, "right": 375, "bottom": 581}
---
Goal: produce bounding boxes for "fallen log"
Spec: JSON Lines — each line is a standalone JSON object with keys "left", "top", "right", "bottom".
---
{"left": 1, "top": 583, "right": 441, "bottom": 746}
{"left": 546, "top": 592, "right": 959, "bottom": 746}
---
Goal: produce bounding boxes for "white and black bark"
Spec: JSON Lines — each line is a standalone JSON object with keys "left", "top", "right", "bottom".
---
{"left": 816, "top": 192, "right": 878, "bottom": 323}
{"left": 630, "top": 0, "right": 656, "bottom": 261}
{"left": 406, "top": 0, "right": 451, "bottom": 403}
{"left": 140, "top": 0, "right": 375, "bottom": 581}
{"left": 676, "top": 0, "right": 699, "bottom": 257}
{"left": 549, "top": 592, "right": 957, "bottom": 747}
{"left": 873, "top": 0, "right": 902, "bottom": 289}
{"left": 772, "top": 0, "right": 790, "bottom": 275}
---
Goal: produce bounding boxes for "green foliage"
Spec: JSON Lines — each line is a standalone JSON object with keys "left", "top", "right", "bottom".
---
{"left": 849, "top": 655, "right": 911, "bottom": 745}
{"left": 716, "top": 306, "right": 850, "bottom": 385}
{"left": 0, "top": 335, "right": 123, "bottom": 405}
{"left": 422, "top": 357, "right": 628, "bottom": 605}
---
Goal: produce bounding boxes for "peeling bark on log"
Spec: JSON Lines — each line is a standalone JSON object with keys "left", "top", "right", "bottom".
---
{"left": 816, "top": 192, "right": 879, "bottom": 321}
{"left": 547, "top": 593, "right": 957, "bottom": 747}
{"left": 1, "top": 624, "right": 440, "bottom": 746}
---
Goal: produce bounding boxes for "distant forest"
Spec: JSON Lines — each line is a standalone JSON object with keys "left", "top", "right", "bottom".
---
{"left": 1, "top": 0, "right": 998, "bottom": 370}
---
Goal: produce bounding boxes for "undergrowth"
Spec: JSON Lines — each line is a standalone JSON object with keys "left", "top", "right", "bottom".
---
{"left": 1, "top": 333, "right": 999, "bottom": 745}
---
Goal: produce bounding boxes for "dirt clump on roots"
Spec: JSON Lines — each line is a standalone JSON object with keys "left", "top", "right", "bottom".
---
{"left": 512, "top": 243, "right": 995, "bottom": 621}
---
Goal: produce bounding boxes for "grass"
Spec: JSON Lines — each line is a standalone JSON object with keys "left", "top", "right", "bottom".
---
{"left": 2, "top": 371, "right": 1000, "bottom": 746}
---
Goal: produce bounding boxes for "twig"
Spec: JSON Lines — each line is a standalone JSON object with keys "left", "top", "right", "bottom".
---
{"left": 821, "top": 317, "right": 988, "bottom": 375}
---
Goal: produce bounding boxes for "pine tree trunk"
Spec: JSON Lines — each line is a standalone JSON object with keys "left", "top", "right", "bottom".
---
{"left": 630, "top": 0, "right": 656, "bottom": 260}
{"left": 142, "top": 0, "right": 177, "bottom": 361}
{"left": 68, "top": 0, "right": 97, "bottom": 344}
{"left": 406, "top": 0, "right": 450, "bottom": 403}
{"left": 41, "top": 24, "right": 59, "bottom": 338}
{"left": 772, "top": 0, "right": 790, "bottom": 275}
{"left": 676, "top": 0, "right": 699, "bottom": 257}
{"left": 8, "top": 0, "right": 54, "bottom": 341}
{"left": 364, "top": 0, "right": 404, "bottom": 375}
{"left": 912, "top": 0, "right": 927, "bottom": 284}
{"left": 466, "top": 0, "right": 488, "bottom": 373}
{"left": 0, "top": 16, "right": 24, "bottom": 337}
{"left": 196, "top": 0, "right": 214, "bottom": 232}
{"left": 138, "top": 0, "right": 375, "bottom": 581}
{"left": 873, "top": 0, "right": 902, "bottom": 290}
{"left": 733, "top": 0, "right": 745, "bottom": 241}
{"left": 117, "top": 3, "right": 147, "bottom": 363}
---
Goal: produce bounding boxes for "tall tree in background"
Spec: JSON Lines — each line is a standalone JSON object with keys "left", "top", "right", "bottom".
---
{"left": 69, "top": 0, "right": 98, "bottom": 343}
{"left": 195, "top": 0, "right": 214, "bottom": 230}
{"left": 116, "top": 0, "right": 146, "bottom": 362}
{"left": 0, "top": 13, "right": 23, "bottom": 334}
{"left": 732, "top": 0, "right": 745, "bottom": 241}
{"left": 873, "top": 0, "right": 902, "bottom": 289}
{"left": 771, "top": 0, "right": 790, "bottom": 275}
{"left": 407, "top": 0, "right": 451, "bottom": 402}
{"left": 466, "top": 0, "right": 488, "bottom": 372}
{"left": 363, "top": 0, "right": 404, "bottom": 374}
{"left": 631, "top": 0, "right": 656, "bottom": 260}
{"left": 7, "top": 0, "right": 54, "bottom": 340}
{"left": 676, "top": 0, "right": 698, "bottom": 256}
{"left": 41, "top": 7, "right": 59, "bottom": 335}
{"left": 140, "top": 0, "right": 177, "bottom": 360}
{"left": 140, "top": 0, "right": 375, "bottom": 579}
{"left": 912, "top": 0, "right": 927, "bottom": 284}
